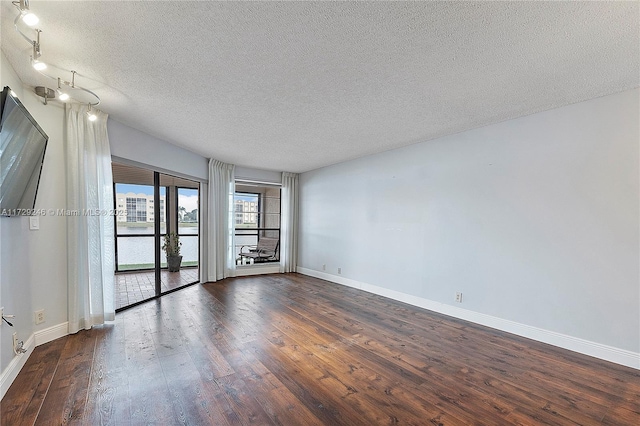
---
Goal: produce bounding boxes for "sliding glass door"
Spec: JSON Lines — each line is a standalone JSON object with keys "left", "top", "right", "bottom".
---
{"left": 112, "top": 162, "right": 200, "bottom": 310}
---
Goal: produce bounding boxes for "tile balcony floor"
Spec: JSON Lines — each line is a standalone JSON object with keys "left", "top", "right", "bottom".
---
{"left": 115, "top": 267, "right": 199, "bottom": 310}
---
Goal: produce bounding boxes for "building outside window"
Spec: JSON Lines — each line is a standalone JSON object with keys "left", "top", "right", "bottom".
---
{"left": 118, "top": 192, "right": 165, "bottom": 223}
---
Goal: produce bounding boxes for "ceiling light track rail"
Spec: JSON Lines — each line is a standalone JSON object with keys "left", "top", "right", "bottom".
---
{"left": 13, "top": 0, "right": 101, "bottom": 110}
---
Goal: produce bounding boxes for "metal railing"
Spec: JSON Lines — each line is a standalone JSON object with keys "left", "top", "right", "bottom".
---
{"left": 115, "top": 230, "right": 199, "bottom": 272}
{"left": 234, "top": 227, "right": 280, "bottom": 264}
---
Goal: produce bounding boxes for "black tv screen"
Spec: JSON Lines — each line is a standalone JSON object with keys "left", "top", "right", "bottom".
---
{"left": 0, "top": 86, "right": 48, "bottom": 216}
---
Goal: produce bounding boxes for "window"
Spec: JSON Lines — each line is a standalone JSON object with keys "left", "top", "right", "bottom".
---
{"left": 233, "top": 182, "right": 281, "bottom": 264}
{"left": 126, "top": 197, "right": 148, "bottom": 222}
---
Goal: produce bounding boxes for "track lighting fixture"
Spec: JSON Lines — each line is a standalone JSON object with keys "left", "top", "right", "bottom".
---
{"left": 13, "top": 1, "right": 101, "bottom": 112}
{"left": 14, "top": 0, "right": 38, "bottom": 26}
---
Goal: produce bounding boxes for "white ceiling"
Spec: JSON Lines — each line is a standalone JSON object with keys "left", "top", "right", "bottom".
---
{"left": 2, "top": 1, "right": 638, "bottom": 173}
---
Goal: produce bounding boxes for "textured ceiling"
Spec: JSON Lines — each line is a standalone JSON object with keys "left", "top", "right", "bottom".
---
{"left": 1, "top": 1, "right": 638, "bottom": 173}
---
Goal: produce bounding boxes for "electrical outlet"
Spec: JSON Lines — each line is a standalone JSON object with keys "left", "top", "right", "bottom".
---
{"left": 455, "top": 292, "right": 463, "bottom": 303}
{"left": 35, "top": 309, "right": 45, "bottom": 324}
{"left": 322, "top": 264, "right": 326, "bottom": 271}
{"left": 338, "top": 267, "right": 342, "bottom": 274}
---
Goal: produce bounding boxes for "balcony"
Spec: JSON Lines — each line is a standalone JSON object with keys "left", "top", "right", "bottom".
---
{"left": 234, "top": 228, "right": 280, "bottom": 265}
{"left": 115, "top": 268, "right": 198, "bottom": 309}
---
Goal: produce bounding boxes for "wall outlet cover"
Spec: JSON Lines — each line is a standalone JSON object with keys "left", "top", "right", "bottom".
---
{"left": 35, "top": 309, "right": 45, "bottom": 324}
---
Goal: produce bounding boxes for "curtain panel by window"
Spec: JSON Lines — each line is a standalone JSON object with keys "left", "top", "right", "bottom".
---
{"left": 208, "top": 159, "right": 235, "bottom": 281}
{"left": 66, "top": 103, "right": 115, "bottom": 334}
{"left": 280, "top": 172, "right": 299, "bottom": 273}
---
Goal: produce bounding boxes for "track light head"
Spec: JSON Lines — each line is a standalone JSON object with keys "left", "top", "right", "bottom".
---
{"left": 86, "top": 104, "right": 97, "bottom": 121}
{"left": 16, "top": 0, "right": 38, "bottom": 26}
{"left": 22, "top": 12, "right": 38, "bottom": 26}
{"left": 32, "top": 59, "right": 46, "bottom": 70}
{"left": 55, "top": 79, "right": 69, "bottom": 101}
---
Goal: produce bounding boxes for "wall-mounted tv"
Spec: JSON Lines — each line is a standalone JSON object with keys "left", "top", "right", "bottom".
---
{"left": 0, "top": 86, "right": 48, "bottom": 216}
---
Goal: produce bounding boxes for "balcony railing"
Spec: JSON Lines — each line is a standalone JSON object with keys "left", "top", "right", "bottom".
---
{"left": 234, "top": 227, "right": 280, "bottom": 265}
{"left": 115, "top": 231, "right": 199, "bottom": 272}
{"left": 115, "top": 226, "right": 277, "bottom": 270}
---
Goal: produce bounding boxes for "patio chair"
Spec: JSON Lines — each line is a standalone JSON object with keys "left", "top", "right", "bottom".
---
{"left": 239, "top": 237, "right": 279, "bottom": 263}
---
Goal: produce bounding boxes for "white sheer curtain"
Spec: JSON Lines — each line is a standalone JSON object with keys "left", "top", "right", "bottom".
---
{"left": 208, "top": 159, "right": 236, "bottom": 281}
{"left": 280, "top": 172, "right": 299, "bottom": 273}
{"left": 66, "top": 103, "right": 115, "bottom": 334}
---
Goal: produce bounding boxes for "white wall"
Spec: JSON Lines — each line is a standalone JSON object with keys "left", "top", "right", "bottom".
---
{"left": 298, "top": 89, "right": 639, "bottom": 365}
{"left": 108, "top": 119, "right": 208, "bottom": 182}
{"left": 1, "top": 51, "right": 67, "bottom": 379}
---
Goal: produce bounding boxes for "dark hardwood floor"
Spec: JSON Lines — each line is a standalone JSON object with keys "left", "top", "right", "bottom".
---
{"left": 2, "top": 273, "right": 639, "bottom": 425}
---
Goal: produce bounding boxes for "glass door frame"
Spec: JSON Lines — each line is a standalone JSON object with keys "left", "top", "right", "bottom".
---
{"left": 112, "top": 164, "right": 200, "bottom": 312}
{"left": 153, "top": 171, "right": 161, "bottom": 296}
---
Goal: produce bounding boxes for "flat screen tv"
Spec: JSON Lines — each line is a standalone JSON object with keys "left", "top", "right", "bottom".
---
{"left": 0, "top": 86, "right": 48, "bottom": 216}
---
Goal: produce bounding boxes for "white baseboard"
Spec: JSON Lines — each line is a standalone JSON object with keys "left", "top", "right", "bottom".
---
{"left": 235, "top": 265, "right": 281, "bottom": 277}
{"left": 0, "top": 322, "right": 69, "bottom": 400}
{"left": 34, "top": 322, "right": 69, "bottom": 346}
{"left": 208, "top": 265, "right": 281, "bottom": 282}
{"left": 0, "top": 333, "right": 35, "bottom": 400}
{"left": 296, "top": 267, "right": 640, "bottom": 370}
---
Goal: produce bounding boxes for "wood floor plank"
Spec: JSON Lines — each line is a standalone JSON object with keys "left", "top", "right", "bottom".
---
{"left": 82, "top": 321, "right": 130, "bottom": 426}
{"left": 126, "top": 364, "right": 175, "bottom": 425}
{"left": 122, "top": 306, "right": 177, "bottom": 425}
{"left": 160, "top": 353, "right": 231, "bottom": 425}
{"left": 247, "top": 340, "right": 365, "bottom": 426}
{"left": 266, "top": 323, "right": 461, "bottom": 425}
{"left": 214, "top": 373, "right": 277, "bottom": 425}
{"left": 265, "top": 274, "right": 631, "bottom": 421}
{"left": 33, "top": 330, "right": 97, "bottom": 425}
{"left": 1, "top": 336, "right": 67, "bottom": 426}
{"left": 2, "top": 273, "right": 639, "bottom": 425}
